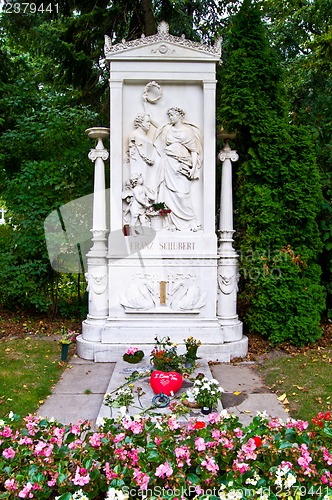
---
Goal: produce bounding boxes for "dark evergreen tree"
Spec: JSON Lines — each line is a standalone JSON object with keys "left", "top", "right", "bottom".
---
{"left": 217, "top": 0, "right": 325, "bottom": 345}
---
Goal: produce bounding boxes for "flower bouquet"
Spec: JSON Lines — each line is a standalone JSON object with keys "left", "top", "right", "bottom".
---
{"left": 184, "top": 336, "right": 201, "bottom": 365}
{"left": 60, "top": 327, "right": 78, "bottom": 345}
{"left": 148, "top": 201, "right": 171, "bottom": 217}
{"left": 104, "top": 386, "right": 134, "bottom": 416}
{"left": 123, "top": 347, "right": 144, "bottom": 364}
{"left": 150, "top": 336, "right": 185, "bottom": 373}
{"left": 59, "top": 327, "right": 78, "bottom": 361}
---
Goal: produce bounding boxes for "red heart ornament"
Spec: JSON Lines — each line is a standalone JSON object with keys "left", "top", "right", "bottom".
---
{"left": 150, "top": 371, "right": 183, "bottom": 396}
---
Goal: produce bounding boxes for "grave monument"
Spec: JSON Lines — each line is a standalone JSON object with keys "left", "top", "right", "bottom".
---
{"left": 77, "top": 22, "right": 248, "bottom": 362}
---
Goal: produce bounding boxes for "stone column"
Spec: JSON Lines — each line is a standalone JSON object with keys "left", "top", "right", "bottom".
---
{"left": 85, "top": 127, "right": 110, "bottom": 323}
{"left": 217, "top": 136, "right": 243, "bottom": 341}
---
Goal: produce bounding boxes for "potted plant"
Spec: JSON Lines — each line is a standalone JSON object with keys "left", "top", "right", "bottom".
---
{"left": 190, "top": 375, "right": 224, "bottom": 414}
{"left": 150, "top": 336, "right": 185, "bottom": 373}
{"left": 123, "top": 347, "right": 144, "bottom": 364}
{"left": 59, "top": 327, "right": 77, "bottom": 361}
{"left": 184, "top": 336, "right": 201, "bottom": 367}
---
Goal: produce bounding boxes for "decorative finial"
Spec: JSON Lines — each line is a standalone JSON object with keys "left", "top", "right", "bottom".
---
{"left": 158, "top": 21, "right": 169, "bottom": 34}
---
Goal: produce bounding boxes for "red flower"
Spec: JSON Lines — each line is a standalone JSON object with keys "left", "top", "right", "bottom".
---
{"left": 253, "top": 436, "right": 262, "bottom": 448}
{"left": 194, "top": 421, "right": 206, "bottom": 429}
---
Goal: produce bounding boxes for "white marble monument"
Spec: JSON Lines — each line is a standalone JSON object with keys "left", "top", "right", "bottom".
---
{"left": 77, "top": 22, "right": 248, "bottom": 362}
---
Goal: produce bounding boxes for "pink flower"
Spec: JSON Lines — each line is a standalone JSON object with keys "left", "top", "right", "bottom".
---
{"left": 174, "top": 445, "right": 191, "bottom": 467}
{"left": 220, "top": 437, "right": 234, "bottom": 450}
{"left": 207, "top": 412, "right": 220, "bottom": 424}
{"left": 168, "top": 416, "right": 180, "bottom": 430}
{"left": 133, "top": 468, "right": 150, "bottom": 490}
{"left": 114, "top": 447, "right": 128, "bottom": 460}
{"left": 155, "top": 462, "right": 173, "bottom": 479}
{"left": 114, "top": 432, "right": 126, "bottom": 443}
{"left": 297, "top": 444, "right": 313, "bottom": 476}
{"left": 286, "top": 419, "right": 308, "bottom": 431}
{"left": 2, "top": 426, "right": 12, "bottom": 438}
{"left": 72, "top": 467, "right": 90, "bottom": 486}
{"left": 201, "top": 455, "right": 219, "bottom": 474}
{"left": 280, "top": 461, "right": 293, "bottom": 470}
{"left": 320, "top": 471, "right": 332, "bottom": 487}
{"left": 268, "top": 418, "right": 283, "bottom": 430}
{"left": 47, "top": 473, "right": 58, "bottom": 487}
{"left": 123, "top": 418, "right": 144, "bottom": 434}
{"left": 52, "top": 426, "right": 65, "bottom": 445}
{"left": 70, "top": 424, "right": 81, "bottom": 435}
{"left": 323, "top": 447, "right": 332, "bottom": 466}
{"left": 241, "top": 438, "right": 258, "bottom": 460}
{"left": 211, "top": 429, "right": 221, "bottom": 440}
{"left": 4, "top": 478, "right": 18, "bottom": 491}
{"left": 68, "top": 439, "right": 83, "bottom": 450}
{"left": 105, "top": 462, "right": 118, "bottom": 480}
{"left": 89, "top": 433, "right": 101, "bottom": 447}
{"left": 154, "top": 436, "right": 162, "bottom": 445}
{"left": 129, "top": 448, "right": 139, "bottom": 466}
{"left": 195, "top": 485, "right": 204, "bottom": 495}
{"left": 234, "top": 427, "right": 243, "bottom": 438}
{"left": 232, "top": 459, "right": 250, "bottom": 474}
{"left": 18, "top": 482, "right": 33, "bottom": 498}
{"left": 195, "top": 437, "right": 206, "bottom": 451}
{"left": 126, "top": 347, "right": 138, "bottom": 355}
{"left": 2, "top": 447, "right": 15, "bottom": 459}
{"left": 18, "top": 436, "right": 33, "bottom": 445}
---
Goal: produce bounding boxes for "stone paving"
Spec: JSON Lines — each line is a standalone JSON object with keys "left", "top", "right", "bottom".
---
{"left": 37, "top": 355, "right": 289, "bottom": 426}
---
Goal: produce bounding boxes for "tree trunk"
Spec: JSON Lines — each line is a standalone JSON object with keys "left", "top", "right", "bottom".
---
{"left": 141, "top": 0, "right": 156, "bottom": 35}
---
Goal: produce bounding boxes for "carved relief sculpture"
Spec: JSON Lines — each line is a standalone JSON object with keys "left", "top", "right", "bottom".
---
{"left": 154, "top": 107, "right": 202, "bottom": 231}
{"left": 122, "top": 173, "right": 155, "bottom": 226}
{"left": 128, "top": 113, "right": 156, "bottom": 190}
{"left": 168, "top": 274, "right": 206, "bottom": 311}
{"left": 120, "top": 273, "right": 206, "bottom": 312}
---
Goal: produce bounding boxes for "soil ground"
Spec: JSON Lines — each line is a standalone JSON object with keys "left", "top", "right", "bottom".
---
{"left": 1, "top": 308, "right": 331, "bottom": 359}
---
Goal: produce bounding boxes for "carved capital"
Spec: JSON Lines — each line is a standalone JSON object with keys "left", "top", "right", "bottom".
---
{"left": 218, "top": 149, "right": 239, "bottom": 163}
{"left": 88, "top": 149, "right": 109, "bottom": 162}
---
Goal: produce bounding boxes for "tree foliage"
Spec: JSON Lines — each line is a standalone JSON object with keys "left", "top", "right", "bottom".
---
{"left": 260, "top": 0, "right": 332, "bottom": 317}
{"left": 0, "top": 0, "right": 330, "bottom": 341}
{"left": 217, "top": 0, "right": 325, "bottom": 345}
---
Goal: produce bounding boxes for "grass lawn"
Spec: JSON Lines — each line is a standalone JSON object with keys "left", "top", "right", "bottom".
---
{"left": 258, "top": 344, "right": 332, "bottom": 422}
{"left": 0, "top": 336, "right": 70, "bottom": 418}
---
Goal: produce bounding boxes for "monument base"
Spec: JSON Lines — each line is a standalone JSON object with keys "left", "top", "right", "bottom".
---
{"left": 77, "top": 323, "right": 248, "bottom": 362}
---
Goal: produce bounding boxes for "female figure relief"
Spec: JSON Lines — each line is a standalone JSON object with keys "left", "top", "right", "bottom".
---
{"left": 154, "top": 107, "right": 202, "bottom": 231}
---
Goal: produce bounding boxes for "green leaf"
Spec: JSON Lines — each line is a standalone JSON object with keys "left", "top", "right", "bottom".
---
{"left": 187, "top": 472, "right": 200, "bottom": 484}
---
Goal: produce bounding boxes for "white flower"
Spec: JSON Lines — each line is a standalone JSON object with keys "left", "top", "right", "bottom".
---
{"left": 105, "top": 488, "right": 129, "bottom": 500}
{"left": 0, "top": 419, "right": 5, "bottom": 427}
{"left": 256, "top": 410, "right": 269, "bottom": 419}
{"left": 96, "top": 417, "right": 105, "bottom": 427}
{"left": 72, "top": 489, "right": 89, "bottom": 500}
{"left": 8, "top": 411, "right": 14, "bottom": 421}
{"left": 219, "top": 409, "right": 231, "bottom": 419}
{"left": 284, "top": 473, "right": 296, "bottom": 489}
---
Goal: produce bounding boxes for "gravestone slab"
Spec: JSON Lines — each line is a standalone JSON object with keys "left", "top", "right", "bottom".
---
{"left": 96, "top": 358, "right": 222, "bottom": 424}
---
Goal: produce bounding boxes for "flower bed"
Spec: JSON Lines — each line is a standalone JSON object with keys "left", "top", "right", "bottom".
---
{"left": 0, "top": 411, "right": 331, "bottom": 499}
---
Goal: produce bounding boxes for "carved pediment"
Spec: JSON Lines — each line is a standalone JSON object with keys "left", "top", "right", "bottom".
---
{"left": 105, "top": 21, "right": 221, "bottom": 62}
